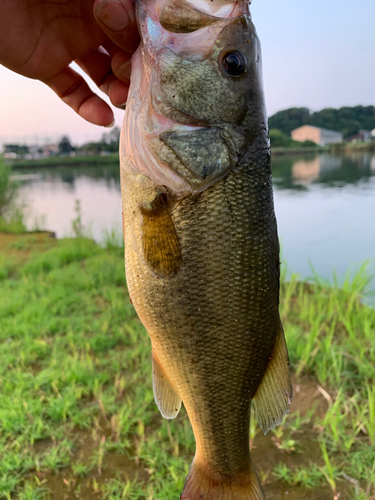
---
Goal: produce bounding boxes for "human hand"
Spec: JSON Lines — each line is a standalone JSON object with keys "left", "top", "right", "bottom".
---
{"left": 0, "top": 0, "right": 140, "bottom": 126}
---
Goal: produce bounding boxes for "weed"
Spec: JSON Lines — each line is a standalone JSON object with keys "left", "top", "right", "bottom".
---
{"left": 71, "top": 199, "right": 84, "bottom": 238}
{"left": 0, "top": 158, "right": 18, "bottom": 216}
{"left": 102, "top": 226, "right": 124, "bottom": 252}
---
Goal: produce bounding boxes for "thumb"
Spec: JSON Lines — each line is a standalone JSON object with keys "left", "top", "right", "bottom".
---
{"left": 94, "top": 0, "right": 140, "bottom": 54}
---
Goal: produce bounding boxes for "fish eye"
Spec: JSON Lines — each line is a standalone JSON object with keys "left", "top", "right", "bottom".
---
{"left": 222, "top": 51, "right": 247, "bottom": 77}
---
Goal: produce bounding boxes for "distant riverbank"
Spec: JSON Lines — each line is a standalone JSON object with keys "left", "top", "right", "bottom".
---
{"left": 330, "top": 141, "right": 375, "bottom": 153}
{"left": 10, "top": 148, "right": 323, "bottom": 168}
{"left": 11, "top": 153, "right": 120, "bottom": 169}
{"left": 9, "top": 141, "right": 375, "bottom": 169}
{"left": 271, "top": 146, "right": 327, "bottom": 156}
{"left": 273, "top": 141, "right": 375, "bottom": 156}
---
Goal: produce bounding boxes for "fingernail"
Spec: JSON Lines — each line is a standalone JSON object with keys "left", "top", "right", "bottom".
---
{"left": 106, "top": 119, "right": 116, "bottom": 128}
{"left": 118, "top": 59, "right": 131, "bottom": 80}
{"left": 97, "top": 0, "right": 129, "bottom": 31}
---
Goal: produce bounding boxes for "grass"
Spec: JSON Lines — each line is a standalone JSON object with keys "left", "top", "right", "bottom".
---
{"left": 330, "top": 142, "right": 375, "bottom": 154}
{"left": 0, "top": 232, "right": 374, "bottom": 499}
{"left": 271, "top": 146, "right": 328, "bottom": 156}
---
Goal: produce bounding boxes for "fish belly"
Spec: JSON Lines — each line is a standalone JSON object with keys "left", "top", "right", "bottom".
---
{"left": 121, "top": 153, "right": 281, "bottom": 494}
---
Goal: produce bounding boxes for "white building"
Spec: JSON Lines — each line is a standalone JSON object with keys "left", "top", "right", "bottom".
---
{"left": 291, "top": 125, "right": 343, "bottom": 146}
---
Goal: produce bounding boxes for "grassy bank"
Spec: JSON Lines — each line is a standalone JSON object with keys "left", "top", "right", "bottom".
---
{"left": 9, "top": 143, "right": 374, "bottom": 169}
{"left": 10, "top": 154, "right": 120, "bottom": 169}
{"left": 330, "top": 142, "right": 375, "bottom": 154}
{"left": 271, "top": 146, "right": 327, "bottom": 156}
{"left": 0, "top": 234, "right": 374, "bottom": 499}
{"left": 10, "top": 150, "right": 325, "bottom": 167}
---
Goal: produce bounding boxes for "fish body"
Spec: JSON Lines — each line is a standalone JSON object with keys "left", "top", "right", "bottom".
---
{"left": 120, "top": 1, "right": 292, "bottom": 499}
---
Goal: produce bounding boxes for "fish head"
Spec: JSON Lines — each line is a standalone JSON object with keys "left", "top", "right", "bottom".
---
{"left": 122, "top": 0, "right": 269, "bottom": 194}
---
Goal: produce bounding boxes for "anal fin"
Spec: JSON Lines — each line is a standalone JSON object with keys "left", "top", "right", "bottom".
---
{"left": 253, "top": 321, "right": 292, "bottom": 434}
{"left": 152, "top": 351, "right": 182, "bottom": 419}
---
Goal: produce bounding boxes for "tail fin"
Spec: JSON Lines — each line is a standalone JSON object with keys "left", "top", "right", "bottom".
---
{"left": 180, "top": 460, "right": 265, "bottom": 500}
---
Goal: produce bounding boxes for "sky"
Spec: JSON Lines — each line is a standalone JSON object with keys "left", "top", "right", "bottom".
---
{"left": 0, "top": 0, "right": 374, "bottom": 146}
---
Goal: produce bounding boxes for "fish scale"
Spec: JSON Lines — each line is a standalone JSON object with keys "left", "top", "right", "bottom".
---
{"left": 121, "top": 1, "right": 292, "bottom": 498}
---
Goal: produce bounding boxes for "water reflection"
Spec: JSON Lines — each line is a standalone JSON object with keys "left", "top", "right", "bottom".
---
{"left": 15, "top": 165, "right": 121, "bottom": 191}
{"left": 272, "top": 152, "right": 375, "bottom": 190}
{"left": 12, "top": 153, "right": 375, "bottom": 295}
{"left": 14, "top": 164, "right": 122, "bottom": 242}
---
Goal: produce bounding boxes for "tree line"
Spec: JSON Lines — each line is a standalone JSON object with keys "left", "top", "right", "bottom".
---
{"left": 268, "top": 106, "right": 375, "bottom": 138}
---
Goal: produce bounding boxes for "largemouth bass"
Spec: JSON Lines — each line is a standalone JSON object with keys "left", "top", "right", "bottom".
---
{"left": 120, "top": 1, "right": 292, "bottom": 498}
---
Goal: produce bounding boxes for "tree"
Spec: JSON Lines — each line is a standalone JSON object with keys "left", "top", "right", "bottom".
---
{"left": 269, "top": 108, "right": 311, "bottom": 135}
{"left": 100, "top": 126, "right": 120, "bottom": 152}
{"left": 268, "top": 105, "right": 375, "bottom": 138}
{"left": 59, "top": 136, "right": 74, "bottom": 153}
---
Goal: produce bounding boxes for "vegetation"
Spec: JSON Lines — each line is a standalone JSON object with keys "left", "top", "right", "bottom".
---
{"left": 330, "top": 141, "right": 375, "bottom": 154}
{"left": 0, "top": 158, "right": 27, "bottom": 234}
{"left": 0, "top": 230, "right": 374, "bottom": 500}
{"left": 269, "top": 105, "right": 375, "bottom": 138}
{"left": 0, "top": 158, "right": 17, "bottom": 217}
{"left": 78, "top": 127, "right": 120, "bottom": 155}
{"left": 269, "top": 129, "right": 318, "bottom": 149}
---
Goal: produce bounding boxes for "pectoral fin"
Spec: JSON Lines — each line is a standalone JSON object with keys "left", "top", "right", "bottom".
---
{"left": 152, "top": 351, "right": 182, "bottom": 419}
{"left": 140, "top": 193, "right": 182, "bottom": 277}
{"left": 252, "top": 321, "right": 292, "bottom": 434}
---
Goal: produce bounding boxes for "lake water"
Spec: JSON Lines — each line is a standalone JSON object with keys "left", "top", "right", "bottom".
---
{"left": 13, "top": 151, "right": 375, "bottom": 293}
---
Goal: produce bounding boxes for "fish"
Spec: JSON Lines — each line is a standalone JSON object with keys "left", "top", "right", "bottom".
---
{"left": 120, "top": 1, "right": 293, "bottom": 499}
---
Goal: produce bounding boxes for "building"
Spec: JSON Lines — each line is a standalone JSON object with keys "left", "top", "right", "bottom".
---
{"left": 41, "top": 144, "right": 59, "bottom": 156}
{"left": 347, "top": 130, "right": 372, "bottom": 143}
{"left": 291, "top": 125, "right": 343, "bottom": 146}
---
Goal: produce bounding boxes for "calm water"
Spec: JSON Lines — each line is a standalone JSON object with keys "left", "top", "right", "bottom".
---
{"left": 13, "top": 152, "right": 375, "bottom": 292}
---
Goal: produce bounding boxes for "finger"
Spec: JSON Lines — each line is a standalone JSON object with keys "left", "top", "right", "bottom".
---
{"left": 108, "top": 79, "right": 129, "bottom": 107}
{"left": 43, "top": 66, "right": 114, "bottom": 127}
{"left": 94, "top": 0, "right": 140, "bottom": 54}
{"left": 111, "top": 50, "right": 132, "bottom": 84}
{"left": 75, "top": 49, "right": 113, "bottom": 92}
{"left": 76, "top": 49, "right": 130, "bottom": 107}
{"left": 102, "top": 40, "right": 132, "bottom": 84}
{"left": 102, "top": 39, "right": 122, "bottom": 57}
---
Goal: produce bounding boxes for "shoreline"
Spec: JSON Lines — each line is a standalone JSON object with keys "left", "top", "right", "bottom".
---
{"left": 8, "top": 142, "right": 375, "bottom": 169}
{"left": 9, "top": 148, "right": 324, "bottom": 168}
{"left": 10, "top": 153, "right": 120, "bottom": 169}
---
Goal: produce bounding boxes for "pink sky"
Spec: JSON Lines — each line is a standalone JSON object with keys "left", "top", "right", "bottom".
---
{"left": 1, "top": 0, "right": 374, "bottom": 147}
